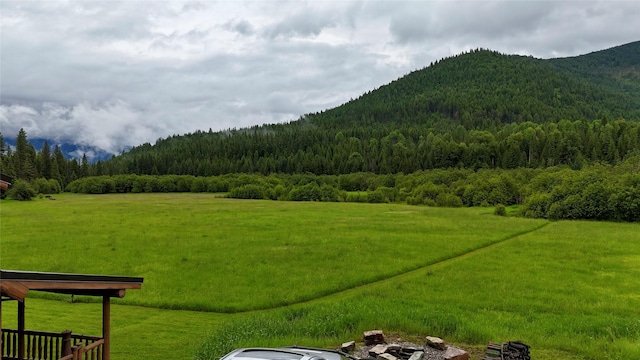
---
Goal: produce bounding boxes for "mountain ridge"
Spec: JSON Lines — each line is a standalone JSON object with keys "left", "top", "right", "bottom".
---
{"left": 310, "top": 43, "right": 640, "bottom": 130}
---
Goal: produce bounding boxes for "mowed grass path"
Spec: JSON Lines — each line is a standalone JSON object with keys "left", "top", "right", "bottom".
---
{"left": 0, "top": 193, "right": 543, "bottom": 312}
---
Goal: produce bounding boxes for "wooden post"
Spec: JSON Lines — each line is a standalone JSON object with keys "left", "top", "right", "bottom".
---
{"left": 72, "top": 344, "right": 83, "bottom": 360}
{"left": 18, "top": 300, "right": 24, "bottom": 360}
{"left": 102, "top": 296, "right": 110, "bottom": 360}
{"left": 61, "top": 330, "right": 72, "bottom": 356}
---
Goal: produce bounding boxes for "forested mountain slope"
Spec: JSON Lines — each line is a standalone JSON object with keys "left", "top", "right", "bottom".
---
{"left": 311, "top": 46, "right": 640, "bottom": 129}
{"left": 99, "top": 41, "right": 640, "bottom": 176}
{"left": 550, "top": 40, "right": 640, "bottom": 98}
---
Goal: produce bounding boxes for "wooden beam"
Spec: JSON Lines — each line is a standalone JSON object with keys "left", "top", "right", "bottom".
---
{"left": 103, "top": 296, "right": 111, "bottom": 360}
{"left": 37, "top": 288, "right": 127, "bottom": 298}
{"left": 0, "top": 282, "right": 29, "bottom": 302}
{"left": 8, "top": 280, "right": 141, "bottom": 291}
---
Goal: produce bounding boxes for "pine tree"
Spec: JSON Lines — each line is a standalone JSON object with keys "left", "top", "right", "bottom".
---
{"left": 40, "top": 140, "right": 52, "bottom": 179}
{"left": 15, "top": 128, "right": 37, "bottom": 180}
{"left": 81, "top": 154, "right": 89, "bottom": 177}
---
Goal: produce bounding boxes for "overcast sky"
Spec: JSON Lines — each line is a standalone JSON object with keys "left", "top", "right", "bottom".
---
{"left": 1, "top": 1, "right": 639, "bottom": 157}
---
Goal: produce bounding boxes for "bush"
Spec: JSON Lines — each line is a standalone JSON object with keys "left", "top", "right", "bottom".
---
{"left": 113, "top": 175, "right": 136, "bottom": 193}
{"left": 158, "top": 177, "right": 177, "bottom": 192}
{"left": 7, "top": 180, "right": 37, "bottom": 201}
{"left": 144, "top": 177, "right": 161, "bottom": 193}
{"left": 519, "top": 192, "right": 552, "bottom": 218}
{"left": 207, "top": 178, "right": 229, "bottom": 193}
{"left": 409, "top": 182, "right": 445, "bottom": 205}
{"left": 319, "top": 184, "right": 341, "bottom": 202}
{"left": 366, "top": 190, "right": 386, "bottom": 203}
{"left": 610, "top": 187, "right": 640, "bottom": 222}
{"left": 32, "top": 178, "right": 62, "bottom": 194}
{"left": 289, "top": 183, "right": 322, "bottom": 201}
{"left": 80, "top": 177, "right": 110, "bottom": 194}
{"left": 191, "top": 178, "right": 208, "bottom": 193}
{"left": 227, "top": 184, "right": 265, "bottom": 199}
{"left": 494, "top": 204, "right": 507, "bottom": 216}
{"left": 381, "top": 186, "right": 398, "bottom": 202}
{"left": 132, "top": 177, "right": 147, "bottom": 193}
{"left": 176, "top": 176, "right": 194, "bottom": 192}
{"left": 436, "top": 193, "right": 463, "bottom": 207}
{"left": 580, "top": 182, "right": 613, "bottom": 220}
{"left": 345, "top": 192, "right": 367, "bottom": 203}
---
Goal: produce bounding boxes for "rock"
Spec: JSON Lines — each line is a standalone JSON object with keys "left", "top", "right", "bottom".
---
{"left": 364, "top": 330, "right": 385, "bottom": 345}
{"left": 443, "top": 347, "right": 469, "bottom": 360}
{"left": 386, "top": 344, "right": 401, "bottom": 355}
{"left": 398, "top": 346, "right": 420, "bottom": 359}
{"left": 425, "top": 336, "right": 446, "bottom": 351}
{"left": 369, "top": 344, "right": 388, "bottom": 357}
{"left": 376, "top": 354, "right": 397, "bottom": 360}
{"left": 341, "top": 341, "right": 356, "bottom": 353}
{"left": 400, "top": 346, "right": 420, "bottom": 353}
{"left": 407, "top": 351, "right": 424, "bottom": 360}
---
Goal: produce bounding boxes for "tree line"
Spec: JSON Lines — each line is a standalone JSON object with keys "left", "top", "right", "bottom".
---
{"left": 3, "top": 124, "right": 640, "bottom": 221}
{"left": 65, "top": 156, "right": 640, "bottom": 222}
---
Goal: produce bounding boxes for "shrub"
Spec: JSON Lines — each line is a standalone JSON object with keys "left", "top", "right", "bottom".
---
{"left": 494, "top": 204, "right": 507, "bottom": 216}
{"left": 367, "top": 190, "right": 385, "bottom": 203}
{"left": 436, "top": 193, "right": 463, "bottom": 207}
{"left": 32, "top": 178, "right": 62, "bottom": 194}
{"left": 132, "top": 177, "right": 147, "bottom": 193}
{"left": 144, "top": 177, "right": 161, "bottom": 193}
{"left": 32, "top": 178, "right": 50, "bottom": 194}
{"left": 227, "top": 184, "right": 264, "bottom": 199}
{"left": 176, "top": 176, "right": 194, "bottom": 192}
{"left": 81, "top": 178, "right": 107, "bottom": 194}
{"left": 319, "top": 184, "right": 340, "bottom": 202}
{"left": 610, "top": 187, "right": 640, "bottom": 222}
{"left": 376, "top": 186, "right": 397, "bottom": 202}
{"left": 101, "top": 178, "right": 115, "bottom": 193}
{"left": 191, "top": 178, "right": 208, "bottom": 193}
{"left": 580, "top": 182, "right": 613, "bottom": 220}
{"left": 7, "top": 180, "right": 37, "bottom": 201}
{"left": 158, "top": 177, "right": 177, "bottom": 192}
{"left": 345, "top": 192, "right": 367, "bottom": 203}
{"left": 113, "top": 175, "right": 136, "bottom": 193}
{"left": 289, "top": 183, "right": 322, "bottom": 201}
{"left": 409, "top": 182, "right": 445, "bottom": 205}
{"left": 207, "top": 178, "right": 229, "bottom": 193}
{"left": 519, "top": 192, "right": 552, "bottom": 218}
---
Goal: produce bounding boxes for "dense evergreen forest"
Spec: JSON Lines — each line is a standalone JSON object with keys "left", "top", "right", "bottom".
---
{"left": 2, "top": 41, "right": 640, "bottom": 221}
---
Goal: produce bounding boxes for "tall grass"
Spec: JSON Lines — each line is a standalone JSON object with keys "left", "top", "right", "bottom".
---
{"left": 0, "top": 193, "right": 543, "bottom": 312}
{"left": 196, "top": 220, "right": 640, "bottom": 360}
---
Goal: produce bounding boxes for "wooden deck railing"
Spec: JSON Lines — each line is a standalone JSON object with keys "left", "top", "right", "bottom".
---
{"left": 1, "top": 329, "right": 103, "bottom": 360}
{"left": 58, "top": 339, "right": 104, "bottom": 360}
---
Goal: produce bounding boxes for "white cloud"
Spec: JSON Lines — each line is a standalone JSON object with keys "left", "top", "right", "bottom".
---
{"left": 1, "top": 0, "right": 638, "bottom": 155}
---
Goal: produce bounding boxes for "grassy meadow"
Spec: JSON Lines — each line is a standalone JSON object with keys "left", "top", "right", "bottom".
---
{"left": 1, "top": 193, "right": 639, "bottom": 360}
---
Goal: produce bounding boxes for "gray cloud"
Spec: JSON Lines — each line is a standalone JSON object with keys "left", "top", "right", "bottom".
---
{"left": 224, "top": 20, "right": 256, "bottom": 36}
{"left": 1, "top": 0, "right": 638, "bottom": 157}
{"left": 261, "top": 3, "right": 345, "bottom": 39}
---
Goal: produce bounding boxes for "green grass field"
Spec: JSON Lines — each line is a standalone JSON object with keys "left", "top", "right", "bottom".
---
{"left": 1, "top": 194, "right": 639, "bottom": 359}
